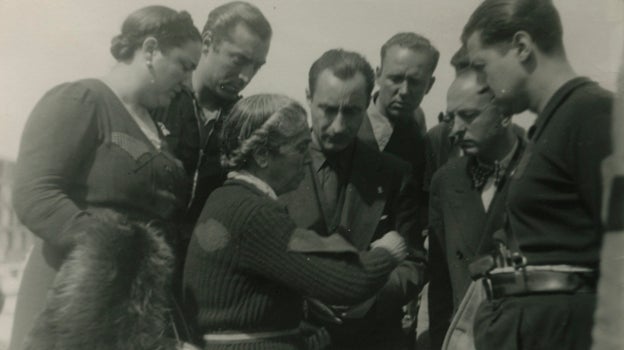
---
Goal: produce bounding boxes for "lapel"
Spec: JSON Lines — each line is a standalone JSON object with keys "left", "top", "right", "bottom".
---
{"left": 280, "top": 164, "right": 328, "bottom": 235}
{"left": 445, "top": 158, "right": 487, "bottom": 256}
{"left": 357, "top": 114, "right": 379, "bottom": 150}
{"left": 531, "top": 77, "right": 592, "bottom": 141}
{"left": 479, "top": 186, "right": 507, "bottom": 254}
{"left": 478, "top": 137, "right": 527, "bottom": 253}
{"left": 339, "top": 141, "right": 388, "bottom": 250}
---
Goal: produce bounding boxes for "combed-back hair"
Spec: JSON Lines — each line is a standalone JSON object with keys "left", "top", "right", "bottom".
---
{"left": 308, "top": 49, "right": 375, "bottom": 103}
{"left": 380, "top": 32, "right": 440, "bottom": 73}
{"left": 220, "top": 94, "right": 308, "bottom": 170}
{"left": 110, "top": 5, "right": 201, "bottom": 61}
{"left": 461, "top": 0, "right": 564, "bottom": 54}
{"left": 202, "top": 1, "right": 272, "bottom": 46}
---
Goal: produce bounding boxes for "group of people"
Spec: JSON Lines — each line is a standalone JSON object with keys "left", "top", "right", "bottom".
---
{"left": 7, "top": 0, "right": 621, "bottom": 350}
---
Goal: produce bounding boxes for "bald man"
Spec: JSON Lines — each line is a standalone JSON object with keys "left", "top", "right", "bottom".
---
{"left": 427, "top": 68, "right": 525, "bottom": 349}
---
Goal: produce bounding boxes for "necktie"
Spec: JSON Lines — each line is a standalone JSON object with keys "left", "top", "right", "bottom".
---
{"left": 468, "top": 160, "right": 495, "bottom": 191}
{"left": 320, "top": 157, "right": 341, "bottom": 218}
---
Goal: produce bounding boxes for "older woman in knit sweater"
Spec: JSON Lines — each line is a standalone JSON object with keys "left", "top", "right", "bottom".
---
{"left": 183, "top": 94, "right": 406, "bottom": 350}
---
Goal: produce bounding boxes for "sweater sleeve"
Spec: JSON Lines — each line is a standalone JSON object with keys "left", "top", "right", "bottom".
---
{"left": 572, "top": 93, "right": 613, "bottom": 225}
{"left": 13, "top": 84, "right": 100, "bottom": 251}
{"left": 239, "top": 205, "right": 398, "bottom": 305}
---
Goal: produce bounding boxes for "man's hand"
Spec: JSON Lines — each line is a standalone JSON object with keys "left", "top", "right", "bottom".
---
{"left": 370, "top": 230, "right": 408, "bottom": 262}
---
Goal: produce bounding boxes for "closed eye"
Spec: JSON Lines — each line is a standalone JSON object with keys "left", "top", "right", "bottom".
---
{"left": 471, "top": 62, "right": 485, "bottom": 72}
{"left": 456, "top": 110, "right": 480, "bottom": 121}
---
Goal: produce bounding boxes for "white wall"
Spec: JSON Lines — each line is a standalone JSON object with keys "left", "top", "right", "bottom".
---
{"left": 1, "top": 0, "right": 622, "bottom": 160}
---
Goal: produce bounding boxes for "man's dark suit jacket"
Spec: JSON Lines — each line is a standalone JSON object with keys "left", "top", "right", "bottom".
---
{"left": 358, "top": 106, "right": 427, "bottom": 196}
{"left": 281, "top": 139, "right": 427, "bottom": 349}
{"left": 358, "top": 110, "right": 429, "bottom": 243}
{"left": 427, "top": 138, "right": 525, "bottom": 349}
{"left": 424, "top": 122, "right": 457, "bottom": 192}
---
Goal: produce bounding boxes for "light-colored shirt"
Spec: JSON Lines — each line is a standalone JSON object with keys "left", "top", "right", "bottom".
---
{"left": 367, "top": 103, "right": 394, "bottom": 151}
{"left": 366, "top": 96, "right": 427, "bottom": 151}
{"left": 480, "top": 139, "right": 519, "bottom": 211}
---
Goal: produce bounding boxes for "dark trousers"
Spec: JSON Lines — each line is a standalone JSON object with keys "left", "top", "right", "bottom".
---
{"left": 328, "top": 323, "right": 408, "bottom": 350}
{"left": 474, "top": 293, "right": 596, "bottom": 350}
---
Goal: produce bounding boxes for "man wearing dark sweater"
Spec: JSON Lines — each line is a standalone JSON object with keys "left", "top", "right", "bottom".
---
{"left": 281, "top": 49, "right": 427, "bottom": 350}
{"left": 463, "top": 1, "right": 613, "bottom": 349}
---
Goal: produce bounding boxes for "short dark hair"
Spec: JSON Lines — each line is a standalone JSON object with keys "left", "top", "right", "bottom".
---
{"left": 110, "top": 6, "right": 201, "bottom": 61}
{"left": 461, "top": 0, "right": 564, "bottom": 54}
{"left": 202, "top": 1, "right": 272, "bottom": 46}
{"left": 380, "top": 32, "right": 440, "bottom": 73}
{"left": 450, "top": 46, "right": 470, "bottom": 74}
{"left": 308, "top": 49, "right": 375, "bottom": 103}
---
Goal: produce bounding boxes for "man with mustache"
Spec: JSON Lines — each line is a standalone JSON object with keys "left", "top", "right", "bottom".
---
{"left": 282, "top": 49, "right": 427, "bottom": 350}
{"left": 427, "top": 51, "right": 525, "bottom": 349}
{"left": 156, "top": 1, "right": 272, "bottom": 228}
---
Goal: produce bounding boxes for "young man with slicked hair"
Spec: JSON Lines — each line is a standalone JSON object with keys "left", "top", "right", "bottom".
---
{"left": 463, "top": 1, "right": 613, "bottom": 349}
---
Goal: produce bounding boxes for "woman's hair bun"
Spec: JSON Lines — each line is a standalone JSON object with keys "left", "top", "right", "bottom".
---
{"left": 110, "top": 34, "right": 135, "bottom": 60}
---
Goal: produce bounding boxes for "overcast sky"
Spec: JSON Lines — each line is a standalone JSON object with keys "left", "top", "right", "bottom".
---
{"left": 1, "top": 0, "right": 622, "bottom": 161}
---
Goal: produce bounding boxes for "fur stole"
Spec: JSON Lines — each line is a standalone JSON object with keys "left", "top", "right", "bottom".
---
{"left": 23, "top": 211, "right": 179, "bottom": 350}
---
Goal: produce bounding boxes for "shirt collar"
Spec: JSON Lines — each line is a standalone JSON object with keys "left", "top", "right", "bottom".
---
{"left": 309, "top": 133, "right": 356, "bottom": 173}
{"left": 227, "top": 170, "right": 277, "bottom": 200}
{"left": 530, "top": 77, "right": 592, "bottom": 141}
{"left": 367, "top": 93, "right": 394, "bottom": 151}
{"left": 474, "top": 136, "right": 520, "bottom": 187}
{"left": 310, "top": 132, "right": 327, "bottom": 172}
{"left": 495, "top": 136, "right": 519, "bottom": 173}
{"left": 188, "top": 85, "right": 240, "bottom": 126}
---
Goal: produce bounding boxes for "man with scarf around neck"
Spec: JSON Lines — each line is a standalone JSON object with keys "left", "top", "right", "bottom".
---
{"left": 427, "top": 55, "right": 524, "bottom": 349}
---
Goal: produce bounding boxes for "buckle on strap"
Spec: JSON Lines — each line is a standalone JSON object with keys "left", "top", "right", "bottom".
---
{"left": 483, "top": 268, "right": 597, "bottom": 300}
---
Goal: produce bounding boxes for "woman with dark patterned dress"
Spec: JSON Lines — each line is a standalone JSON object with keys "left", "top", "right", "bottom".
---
{"left": 10, "top": 6, "right": 202, "bottom": 350}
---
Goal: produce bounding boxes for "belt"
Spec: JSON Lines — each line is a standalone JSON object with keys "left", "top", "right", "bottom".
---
{"left": 483, "top": 267, "right": 597, "bottom": 300}
{"left": 203, "top": 328, "right": 301, "bottom": 343}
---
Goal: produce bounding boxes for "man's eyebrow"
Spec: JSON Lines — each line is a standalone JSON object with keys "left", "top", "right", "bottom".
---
{"left": 317, "top": 103, "right": 336, "bottom": 108}
{"left": 477, "top": 86, "right": 490, "bottom": 95}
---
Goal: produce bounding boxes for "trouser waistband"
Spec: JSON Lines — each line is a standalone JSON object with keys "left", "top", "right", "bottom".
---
{"left": 483, "top": 267, "right": 597, "bottom": 300}
{"left": 203, "top": 328, "right": 300, "bottom": 343}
